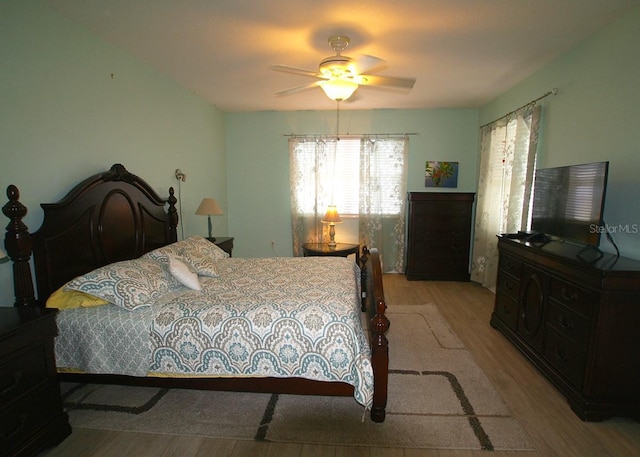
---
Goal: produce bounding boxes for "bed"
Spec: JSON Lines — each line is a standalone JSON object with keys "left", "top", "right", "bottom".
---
{"left": 3, "top": 164, "right": 390, "bottom": 422}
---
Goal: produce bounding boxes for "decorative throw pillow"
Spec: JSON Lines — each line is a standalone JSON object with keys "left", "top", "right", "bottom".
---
{"left": 65, "top": 258, "right": 180, "bottom": 311}
{"left": 143, "top": 235, "right": 226, "bottom": 277}
{"left": 168, "top": 255, "right": 201, "bottom": 290}
{"left": 46, "top": 286, "right": 109, "bottom": 309}
{"left": 182, "top": 235, "right": 229, "bottom": 261}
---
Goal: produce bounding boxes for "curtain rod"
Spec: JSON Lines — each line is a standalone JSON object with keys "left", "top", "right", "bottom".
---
{"left": 480, "top": 88, "right": 558, "bottom": 128}
{"left": 283, "top": 132, "right": 418, "bottom": 138}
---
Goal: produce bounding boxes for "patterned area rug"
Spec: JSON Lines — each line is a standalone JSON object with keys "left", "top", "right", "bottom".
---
{"left": 60, "top": 304, "right": 533, "bottom": 451}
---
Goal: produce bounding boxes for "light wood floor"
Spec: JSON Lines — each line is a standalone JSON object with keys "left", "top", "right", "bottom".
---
{"left": 43, "top": 274, "right": 640, "bottom": 457}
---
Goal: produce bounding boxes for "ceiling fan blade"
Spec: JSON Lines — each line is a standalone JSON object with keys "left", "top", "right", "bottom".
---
{"left": 269, "top": 65, "right": 322, "bottom": 79}
{"left": 275, "top": 81, "right": 323, "bottom": 97}
{"left": 356, "top": 74, "right": 416, "bottom": 89}
{"left": 354, "top": 54, "right": 387, "bottom": 75}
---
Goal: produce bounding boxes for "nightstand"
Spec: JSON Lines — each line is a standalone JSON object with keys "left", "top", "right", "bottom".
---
{"left": 302, "top": 242, "right": 360, "bottom": 265}
{"left": 0, "top": 307, "right": 71, "bottom": 456}
{"left": 207, "top": 236, "right": 234, "bottom": 257}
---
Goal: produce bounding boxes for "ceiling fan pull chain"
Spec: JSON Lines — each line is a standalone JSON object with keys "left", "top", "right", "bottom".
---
{"left": 336, "top": 100, "right": 341, "bottom": 140}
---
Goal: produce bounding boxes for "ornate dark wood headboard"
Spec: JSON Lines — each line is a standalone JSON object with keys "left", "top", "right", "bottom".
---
{"left": 2, "top": 164, "right": 178, "bottom": 307}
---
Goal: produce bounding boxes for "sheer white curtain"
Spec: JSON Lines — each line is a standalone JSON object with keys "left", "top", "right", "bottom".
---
{"left": 471, "top": 105, "right": 541, "bottom": 288}
{"left": 289, "top": 137, "right": 337, "bottom": 256}
{"left": 359, "top": 136, "right": 409, "bottom": 273}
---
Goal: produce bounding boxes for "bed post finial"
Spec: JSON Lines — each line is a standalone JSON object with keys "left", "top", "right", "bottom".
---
{"left": 167, "top": 187, "right": 178, "bottom": 242}
{"left": 3, "top": 185, "right": 37, "bottom": 306}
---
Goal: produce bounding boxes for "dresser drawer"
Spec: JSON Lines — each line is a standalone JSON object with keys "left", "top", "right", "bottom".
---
{"left": 0, "top": 382, "right": 62, "bottom": 456}
{"left": 0, "top": 344, "right": 51, "bottom": 407}
{"left": 549, "top": 277, "right": 597, "bottom": 318}
{"left": 547, "top": 303, "right": 591, "bottom": 349}
{"left": 408, "top": 254, "right": 468, "bottom": 271}
{"left": 499, "top": 255, "right": 522, "bottom": 279}
{"left": 495, "top": 292, "right": 519, "bottom": 330}
{"left": 544, "top": 327, "right": 587, "bottom": 388}
{"left": 411, "top": 218, "right": 470, "bottom": 239}
{"left": 411, "top": 241, "right": 469, "bottom": 257}
{"left": 412, "top": 201, "right": 471, "bottom": 217}
{"left": 497, "top": 272, "right": 520, "bottom": 301}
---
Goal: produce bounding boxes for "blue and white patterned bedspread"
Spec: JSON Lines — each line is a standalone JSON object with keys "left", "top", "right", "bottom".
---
{"left": 56, "top": 256, "right": 374, "bottom": 407}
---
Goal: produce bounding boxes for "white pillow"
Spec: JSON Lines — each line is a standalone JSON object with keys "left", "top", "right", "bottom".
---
{"left": 168, "top": 255, "right": 201, "bottom": 290}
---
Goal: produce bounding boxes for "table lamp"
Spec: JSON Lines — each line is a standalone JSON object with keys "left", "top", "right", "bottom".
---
{"left": 195, "top": 198, "right": 223, "bottom": 241}
{"left": 321, "top": 205, "right": 343, "bottom": 248}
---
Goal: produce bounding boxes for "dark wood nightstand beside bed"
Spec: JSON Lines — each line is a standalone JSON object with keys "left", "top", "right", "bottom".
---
{"left": 206, "top": 236, "right": 234, "bottom": 257}
{"left": 0, "top": 307, "right": 71, "bottom": 456}
{"left": 302, "top": 242, "right": 360, "bottom": 265}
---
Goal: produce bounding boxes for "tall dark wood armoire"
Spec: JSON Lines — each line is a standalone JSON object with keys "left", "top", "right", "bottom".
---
{"left": 405, "top": 192, "right": 475, "bottom": 281}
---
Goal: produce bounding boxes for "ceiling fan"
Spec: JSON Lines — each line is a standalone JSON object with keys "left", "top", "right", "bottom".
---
{"left": 270, "top": 35, "right": 416, "bottom": 101}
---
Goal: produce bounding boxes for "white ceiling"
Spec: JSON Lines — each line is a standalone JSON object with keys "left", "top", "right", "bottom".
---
{"left": 45, "top": 0, "right": 638, "bottom": 112}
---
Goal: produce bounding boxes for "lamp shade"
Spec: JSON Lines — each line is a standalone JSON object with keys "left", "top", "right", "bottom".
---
{"left": 321, "top": 205, "right": 343, "bottom": 224}
{"left": 320, "top": 79, "right": 358, "bottom": 101}
{"left": 195, "top": 198, "right": 223, "bottom": 216}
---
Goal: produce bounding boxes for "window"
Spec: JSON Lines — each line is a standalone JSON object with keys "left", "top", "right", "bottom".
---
{"left": 291, "top": 137, "right": 405, "bottom": 216}
{"left": 290, "top": 135, "right": 409, "bottom": 271}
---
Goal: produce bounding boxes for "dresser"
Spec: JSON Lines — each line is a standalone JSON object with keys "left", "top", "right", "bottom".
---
{"left": 491, "top": 236, "right": 640, "bottom": 421}
{"left": 405, "top": 192, "right": 475, "bottom": 280}
{"left": 0, "top": 307, "right": 71, "bottom": 456}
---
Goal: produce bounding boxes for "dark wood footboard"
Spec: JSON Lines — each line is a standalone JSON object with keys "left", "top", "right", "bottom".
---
{"left": 360, "top": 246, "right": 390, "bottom": 422}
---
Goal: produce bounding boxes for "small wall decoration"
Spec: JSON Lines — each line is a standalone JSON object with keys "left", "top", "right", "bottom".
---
{"left": 425, "top": 161, "right": 459, "bottom": 188}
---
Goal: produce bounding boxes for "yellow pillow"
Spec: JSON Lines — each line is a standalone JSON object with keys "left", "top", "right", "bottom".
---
{"left": 46, "top": 286, "right": 109, "bottom": 309}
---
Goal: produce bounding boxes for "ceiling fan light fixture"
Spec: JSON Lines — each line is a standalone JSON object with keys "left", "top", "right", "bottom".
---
{"left": 319, "top": 55, "right": 356, "bottom": 78}
{"left": 320, "top": 78, "right": 358, "bottom": 101}
{"left": 271, "top": 34, "right": 416, "bottom": 101}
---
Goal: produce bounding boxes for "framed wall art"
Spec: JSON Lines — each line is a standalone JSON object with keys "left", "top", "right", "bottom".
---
{"left": 425, "top": 161, "right": 459, "bottom": 188}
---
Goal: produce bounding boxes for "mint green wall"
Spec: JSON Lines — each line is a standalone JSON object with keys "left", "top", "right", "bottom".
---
{"left": 0, "top": 1, "right": 227, "bottom": 306}
{"left": 225, "top": 109, "right": 479, "bottom": 257}
{"left": 480, "top": 5, "right": 640, "bottom": 260}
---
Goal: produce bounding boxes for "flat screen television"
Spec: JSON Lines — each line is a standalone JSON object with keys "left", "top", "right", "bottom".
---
{"left": 530, "top": 161, "right": 609, "bottom": 246}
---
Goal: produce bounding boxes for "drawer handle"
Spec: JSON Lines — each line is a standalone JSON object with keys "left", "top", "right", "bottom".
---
{"left": 0, "top": 371, "right": 22, "bottom": 396}
{"left": 1, "top": 413, "right": 27, "bottom": 440}
{"left": 502, "top": 304, "right": 511, "bottom": 315}
{"left": 555, "top": 347, "right": 568, "bottom": 363}
{"left": 561, "top": 287, "right": 578, "bottom": 303}
{"left": 558, "top": 316, "right": 574, "bottom": 331}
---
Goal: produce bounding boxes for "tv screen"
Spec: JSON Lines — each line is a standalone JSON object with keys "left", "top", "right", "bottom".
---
{"left": 530, "top": 161, "right": 609, "bottom": 246}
